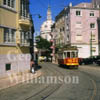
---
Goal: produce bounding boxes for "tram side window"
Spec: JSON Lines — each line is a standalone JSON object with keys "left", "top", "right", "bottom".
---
{"left": 67, "top": 52, "right": 70, "bottom": 58}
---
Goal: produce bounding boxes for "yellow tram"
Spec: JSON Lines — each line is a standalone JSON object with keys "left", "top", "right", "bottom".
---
{"left": 58, "top": 46, "right": 79, "bottom": 69}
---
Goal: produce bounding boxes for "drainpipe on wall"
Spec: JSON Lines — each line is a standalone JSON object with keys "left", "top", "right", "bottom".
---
{"left": 90, "top": 31, "right": 93, "bottom": 57}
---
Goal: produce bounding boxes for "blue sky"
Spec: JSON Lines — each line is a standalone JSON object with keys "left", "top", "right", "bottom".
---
{"left": 30, "top": 0, "right": 91, "bottom": 35}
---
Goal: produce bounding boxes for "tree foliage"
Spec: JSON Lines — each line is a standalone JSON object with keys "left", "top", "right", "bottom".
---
{"left": 36, "top": 36, "right": 52, "bottom": 51}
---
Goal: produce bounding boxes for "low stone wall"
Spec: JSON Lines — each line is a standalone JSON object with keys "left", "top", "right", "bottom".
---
{"left": 0, "top": 54, "right": 31, "bottom": 78}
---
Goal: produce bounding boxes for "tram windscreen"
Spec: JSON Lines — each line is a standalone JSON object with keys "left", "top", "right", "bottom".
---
{"left": 67, "top": 52, "right": 70, "bottom": 58}
{"left": 72, "top": 52, "right": 76, "bottom": 58}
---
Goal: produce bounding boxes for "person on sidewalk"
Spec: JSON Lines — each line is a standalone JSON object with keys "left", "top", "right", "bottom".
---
{"left": 30, "top": 59, "right": 35, "bottom": 74}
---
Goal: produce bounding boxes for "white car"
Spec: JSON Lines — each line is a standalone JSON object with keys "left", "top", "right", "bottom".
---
{"left": 39, "top": 56, "right": 46, "bottom": 62}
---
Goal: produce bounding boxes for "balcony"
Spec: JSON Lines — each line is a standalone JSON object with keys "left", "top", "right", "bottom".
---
{"left": 20, "top": 39, "right": 30, "bottom": 47}
{"left": 19, "top": 16, "right": 31, "bottom": 26}
{"left": 16, "top": 38, "right": 30, "bottom": 47}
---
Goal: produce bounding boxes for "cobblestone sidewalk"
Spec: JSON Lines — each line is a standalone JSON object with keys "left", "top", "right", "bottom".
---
{"left": 0, "top": 70, "right": 42, "bottom": 91}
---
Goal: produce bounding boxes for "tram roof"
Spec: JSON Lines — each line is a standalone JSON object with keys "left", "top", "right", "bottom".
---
{"left": 58, "top": 46, "right": 78, "bottom": 53}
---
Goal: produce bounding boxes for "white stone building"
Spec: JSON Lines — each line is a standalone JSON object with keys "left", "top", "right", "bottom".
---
{"left": 40, "top": 6, "right": 54, "bottom": 41}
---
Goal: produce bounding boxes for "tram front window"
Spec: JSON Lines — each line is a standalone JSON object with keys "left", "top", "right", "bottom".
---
{"left": 67, "top": 52, "right": 70, "bottom": 58}
{"left": 72, "top": 52, "right": 76, "bottom": 58}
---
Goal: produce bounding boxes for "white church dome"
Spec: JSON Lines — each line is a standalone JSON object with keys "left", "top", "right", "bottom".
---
{"left": 40, "top": 6, "right": 54, "bottom": 41}
{"left": 41, "top": 20, "right": 54, "bottom": 33}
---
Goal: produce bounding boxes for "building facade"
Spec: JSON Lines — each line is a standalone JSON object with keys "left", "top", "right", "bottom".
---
{"left": 54, "top": 3, "right": 100, "bottom": 58}
{"left": 55, "top": 8, "right": 68, "bottom": 47}
{"left": 92, "top": 0, "right": 100, "bottom": 8}
{"left": 0, "top": 0, "right": 33, "bottom": 78}
{"left": 92, "top": 0, "right": 100, "bottom": 55}
{"left": 40, "top": 6, "right": 54, "bottom": 41}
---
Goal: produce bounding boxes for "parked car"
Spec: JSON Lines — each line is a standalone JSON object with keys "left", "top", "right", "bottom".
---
{"left": 79, "top": 56, "right": 100, "bottom": 65}
{"left": 79, "top": 57, "right": 93, "bottom": 65}
{"left": 92, "top": 56, "right": 100, "bottom": 64}
{"left": 39, "top": 56, "right": 46, "bottom": 62}
{"left": 95, "top": 59, "right": 100, "bottom": 65}
{"left": 92, "top": 56, "right": 100, "bottom": 65}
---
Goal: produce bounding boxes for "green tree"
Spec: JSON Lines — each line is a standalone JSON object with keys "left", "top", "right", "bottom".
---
{"left": 36, "top": 36, "right": 51, "bottom": 50}
{"left": 36, "top": 36, "right": 52, "bottom": 57}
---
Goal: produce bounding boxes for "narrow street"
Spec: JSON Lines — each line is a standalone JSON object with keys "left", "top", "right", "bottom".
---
{"left": 1, "top": 0, "right": 100, "bottom": 100}
{"left": 0, "top": 63, "right": 100, "bottom": 100}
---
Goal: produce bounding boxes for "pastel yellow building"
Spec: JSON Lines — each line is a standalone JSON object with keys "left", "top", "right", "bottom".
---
{"left": 0, "top": 0, "right": 33, "bottom": 77}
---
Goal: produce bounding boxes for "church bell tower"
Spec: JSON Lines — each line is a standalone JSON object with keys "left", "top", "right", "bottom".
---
{"left": 47, "top": 5, "right": 52, "bottom": 21}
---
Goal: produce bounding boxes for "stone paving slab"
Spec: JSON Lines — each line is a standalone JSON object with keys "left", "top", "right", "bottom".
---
{"left": 0, "top": 70, "right": 42, "bottom": 91}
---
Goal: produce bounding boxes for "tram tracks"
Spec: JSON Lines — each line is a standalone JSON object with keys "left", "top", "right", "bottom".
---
{"left": 27, "top": 63, "right": 99, "bottom": 100}
{"left": 79, "top": 69, "right": 98, "bottom": 100}
{"left": 45, "top": 63, "right": 99, "bottom": 100}
{"left": 47, "top": 63, "right": 99, "bottom": 100}
{"left": 0, "top": 63, "right": 99, "bottom": 100}
{"left": 25, "top": 63, "right": 64, "bottom": 100}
